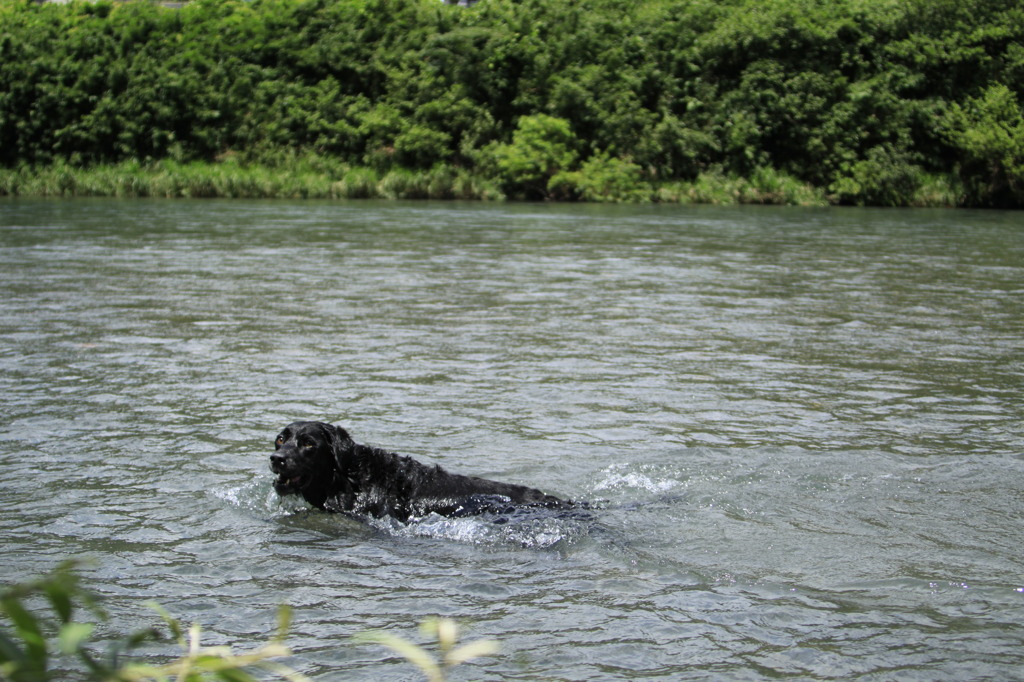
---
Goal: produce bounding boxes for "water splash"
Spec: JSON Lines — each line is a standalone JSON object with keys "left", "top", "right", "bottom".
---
{"left": 591, "top": 463, "right": 682, "bottom": 495}
{"left": 370, "top": 507, "right": 594, "bottom": 549}
{"left": 217, "top": 478, "right": 593, "bottom": 549}
{"left": 213, "top": 477, "right": 316, "bottom": 516}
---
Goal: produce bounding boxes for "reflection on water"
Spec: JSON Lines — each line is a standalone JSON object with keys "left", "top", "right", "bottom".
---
{"left": 1, "top": 199, "right": 1022, "bottom": 679}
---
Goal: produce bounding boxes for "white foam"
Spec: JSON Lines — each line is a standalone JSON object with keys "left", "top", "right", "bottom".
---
{"left": 592, "top": 465, "right": 680, "bottom": 494}
{"left": 374, "top": 511, "right": 589, "bottom": 549}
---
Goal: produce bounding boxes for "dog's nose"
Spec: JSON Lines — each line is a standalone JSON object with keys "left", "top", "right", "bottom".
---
{"left": 270, "top": 453, "right": 286, "bottom": 471}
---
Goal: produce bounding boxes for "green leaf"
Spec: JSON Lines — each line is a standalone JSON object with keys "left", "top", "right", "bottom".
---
{"left": 0, "top": 629, "right": 28, "bottom": 664}
{"left": 446, "top": 638, "right": 500, "bottom": 666}
{"left": 210, "top": 668, "right": 258, "bottom": 682}
{"left": 0, "top": 598, "right": 46, "bottom": 656}
{"left": 41, "top": 585, "right": 73, "bottom": 625}
{"left": 57, "top": 622, "right": 94, "bottom": 655}
{"left": 145, "top": 601, "right": 184, "bottom": 643}
{"left": 353, "top": 631, "right": 442, "bottom": 682}
{"left": 272, "top": 604, "right": 292, "bottom": 644}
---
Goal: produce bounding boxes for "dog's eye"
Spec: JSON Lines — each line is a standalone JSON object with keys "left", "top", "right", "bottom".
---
{"left": 275, "top": 436, "right": 284, "bottom": 448}
{"left": 300, "top": 441, "right": 314, "bottom": 450}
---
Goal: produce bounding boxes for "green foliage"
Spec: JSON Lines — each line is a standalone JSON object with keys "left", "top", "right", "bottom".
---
{"left": 492, "top": 114, "right": 578, "bottom": 199}
{"left": 332, "top": 166, "right": 381, "bottom": 199}
{"left": 942, "top": 84, "right": 1024, "bottom": 206}
{"left": 354, "top": 617, "right": 498, "bottom": 682}
{"left": 655, "top": 167, "right": 826, "bottom": 206}
{"left": 0, "top": 0, "right": 1022, "bottom": 205}
{"left": 2, "top": 564, "right": 506, "bottom": 682}
{"left": 0, "top": 561, "right": 308, "bottom": 682}
{"left": 115, "top": 604, "right": 308, "bottom": 682}
{"left": 550, "top": 153, "right": 651, "bottom": 202}
{"left": 829, "top": 145, "right": 926, "bottom": 206}
{"left": 0, "top": 560, "right": 157, "bottom": 681}
{"left": 0, "top": 158, "right": 508, "bottom": 201}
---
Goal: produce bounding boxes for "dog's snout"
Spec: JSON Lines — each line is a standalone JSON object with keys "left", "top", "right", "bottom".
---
{"left": 270, "top": 453, "right": 287, "bottom": 471}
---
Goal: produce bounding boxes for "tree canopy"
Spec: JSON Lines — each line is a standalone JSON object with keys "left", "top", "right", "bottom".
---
{"left": 1, "top": 0, "right": 1022, "bottom": 206}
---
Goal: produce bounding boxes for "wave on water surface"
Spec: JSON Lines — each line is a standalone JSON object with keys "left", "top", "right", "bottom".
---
{"left": 592, "top": 462, "right": 684, "bottom": 495}
{"left": 216, "top": 477, "right": 597, "bottom": 550}
{"left": 369, "top": 506, "right": 597, "bottom": 549}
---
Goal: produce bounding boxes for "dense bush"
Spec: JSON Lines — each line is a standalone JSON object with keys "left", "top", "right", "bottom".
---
{"left": 1, "top": 0, "right": 1022, "bottom": 206}
{"left": 1, "top": 562, "right": 497, "bottom": 681}
{"left": 942, "top": 84, "right": 1024, "bottom": 207}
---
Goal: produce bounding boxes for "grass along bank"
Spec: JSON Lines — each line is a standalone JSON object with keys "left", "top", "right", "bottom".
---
{"left": 0, "top": 159, "right": 962, "bottom": 206}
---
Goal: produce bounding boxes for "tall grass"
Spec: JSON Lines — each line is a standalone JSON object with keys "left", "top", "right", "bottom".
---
{"left": 654, "top": 168, "right": 828, "bottom": 206}
{"left": 0, "top": 160, "right": 338, "bottom": 199}
{"left": 0, "top": 159, "right": 960, "bottom": 206}
{"left": 0, "top": 160, "right": 507, "bottom": 201}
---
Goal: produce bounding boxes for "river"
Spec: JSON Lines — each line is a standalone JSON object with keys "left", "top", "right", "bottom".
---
{"left": 1, "top": 199, "right": 1022, "bottom": 679}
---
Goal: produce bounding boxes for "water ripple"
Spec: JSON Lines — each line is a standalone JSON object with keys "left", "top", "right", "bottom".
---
{"left": 1, "top": 200, "right": 1022, "bottom": 680}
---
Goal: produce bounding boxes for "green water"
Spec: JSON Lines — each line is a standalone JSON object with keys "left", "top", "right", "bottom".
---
{"left": 1, "top": 199, "right": 1022, "bottom": 679}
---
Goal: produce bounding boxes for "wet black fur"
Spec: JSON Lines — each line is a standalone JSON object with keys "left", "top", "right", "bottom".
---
{"left": 269, "top": 421, "right": 570, "bottom": 522}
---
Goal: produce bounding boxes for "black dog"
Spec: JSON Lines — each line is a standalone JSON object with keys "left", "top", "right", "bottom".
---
{"left": 269, "top": 421, "right": 569, "bottom": 522}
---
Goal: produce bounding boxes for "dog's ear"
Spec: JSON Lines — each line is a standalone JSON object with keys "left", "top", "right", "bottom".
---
{"left": 328, "top": 424, "right": 355, "bottom": 468}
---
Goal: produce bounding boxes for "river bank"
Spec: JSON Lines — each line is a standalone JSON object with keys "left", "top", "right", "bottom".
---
{"left": 3, "top": 0, "right": 1019, "bottom": 208}
{"left": 0, "top": 159, "right": 963, "bottom": 206}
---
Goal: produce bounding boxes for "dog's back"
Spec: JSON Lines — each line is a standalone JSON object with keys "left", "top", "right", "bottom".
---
{"left": 325, "top": 440, "right": 567, "bottom": 521}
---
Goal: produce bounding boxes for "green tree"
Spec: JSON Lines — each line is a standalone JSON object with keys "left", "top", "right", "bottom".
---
{"left": 550, "top": 152, "right": 649, "bottom": 202}
{"left": 943, "top": 84, "right": 1024, "bottom": 206}
{"left": 492, "top": 114, "right": 578, "bottom": 199}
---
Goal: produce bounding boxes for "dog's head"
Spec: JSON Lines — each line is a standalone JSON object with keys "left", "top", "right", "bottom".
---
{"left": 270, "top": 421, "right": 353, "bottom": 507}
